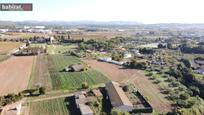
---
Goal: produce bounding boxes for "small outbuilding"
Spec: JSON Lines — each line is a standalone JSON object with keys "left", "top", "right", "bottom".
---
{"left": 74, "top": 91, "right": 93, "bottom": 115}
{"left": 64, "top": 64, "right": 85, "bottom": 72}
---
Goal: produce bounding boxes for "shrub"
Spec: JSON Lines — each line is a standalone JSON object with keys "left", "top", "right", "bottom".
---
{"left": 162, "top": 87, "right": 172, "bottom": 94}
{"left": 111, "top": 109, "right": 130, "bottom": 115}
{"left": 189, "top": 86, "right": 200, "bottom": 96}
{"left": 93, "top": 101, "right": 100, "bottom": 107}
{"left": 123, "top": 85, "right": 130, "bottom": 92}
{"left": 82, "top": 82, "right": 89, "bottom": 89}
{"left": 39, "top": 87, "right": 46, "bottom": 95}
{"left": 171, "top": 82, "right": 180, "bottom": 87}
{"left": 187, "top": 99, "right": 196, "bottom": 108}
{"left": 178, "top": 86, "right": 186, "bottom": 91}
{"left": 111, "top": 109, "right": 122, "bottom": 115}
{"left": 166, "top": 77, "right": 176, "bottom": 82}
{"left": 146, "top": 72, "right": 153, "bottom": 76}
{"left": 176, "top": 99, "right": 188, "bottom": 108}
{"left": 186, "top": 89, "right": 193, "bottom": 96}
{"left": 154, "top": 79, "right": 162, "bottom": 84}
{"left": 180, "top": 93, "right": 190, "bottom": 100}
{"left": 169, "top": 93, "right": 180, "bottom": 101}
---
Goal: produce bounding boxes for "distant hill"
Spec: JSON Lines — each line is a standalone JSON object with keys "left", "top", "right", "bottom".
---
{"left": 0, "top": 21, "right": 141, "bottom": 27}
{"left": 1, "top": 21, "right": 204, "bottom": 29}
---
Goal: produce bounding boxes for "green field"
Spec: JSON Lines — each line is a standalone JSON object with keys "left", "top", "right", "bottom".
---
{"left": 48, "top": 54, "right": 108, "bottom": 90}
{"left": 30, "top": 43, "right": 77, "bottom": 54}
{"left": 29, "top": 98, "right": 69, "bottom": 115}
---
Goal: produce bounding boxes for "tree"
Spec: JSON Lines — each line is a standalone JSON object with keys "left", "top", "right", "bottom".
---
{"left": 123, "top": 85, "right": 130, "bottom": 92}
{"left": 180, "top": 93, "right": 190, "bottom": 100}
{"left": 167, "top": 43, "right": 173, "bottom": 49}
{"left": 39, "top": 87, "right": 46, "bottom": 95}
{"left": 79, "top": 43, "right": 88, "bottom": 50}
{"left": 181, "top": 59, "right": 191, "bottom": 68}
{"left": 111, "top": 109, "right": 122, "bottom": 115}
{"left": 176, "top": 99, "right": 188, "bottom": 108}
{"left": 158, "top": 43, "right": 166, "bottom": 48}
{"left": 112, "top": 52, "right": 123, "bottom": 61}
{"left": 82, "top": 82, "right": 89, "bottom": 89}
{"left": 189, "top": 86, "right": 200, "bottom": 96}
{"left": 111, "top": 109, "right": 130, "bottom": 115}
{"left": 129, "top": 59, "right": 147, "bottom": 70}
{"left": 169, "top": 68, "right": 183, "bottom": 79}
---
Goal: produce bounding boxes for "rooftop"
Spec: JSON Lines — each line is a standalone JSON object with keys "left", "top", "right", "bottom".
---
{"left": 105, "top": 81, "right": 133, "bottom": 107}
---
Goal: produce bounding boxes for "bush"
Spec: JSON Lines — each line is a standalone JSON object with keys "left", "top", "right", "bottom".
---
{"left": 186, "top": 89, "right": 193, "bottom": 96}
{"left": 189, "top": 86, "right": 200, "bottom": 96}
{"left": 166, "top": 77, "right": 176, "bottom": 82}
{"left": 176, "top": 99, "right": 188, "bottom": 108}
{"left": 171, "top": 82, "right": 180, "bottom": 87}
{"left": 146, "top": 72, "right": 153, "bottom": 76}
{"left": 82, "top": 82, "right": 89, "bottom": 89}
{"left": 154, "top": 79, "right": 162, "bottom": 84}
{"left": 111, "top": 109, "right": 130, "bottom": 115}
{"left": 39, "top": 87, "right": 46, "bottom": 95}
{"left": 169, "top": 93, "right": 180, "bottom": 101}
{"left": 111, "top": 109, "right": 122, "bottom": 115}
{"left": 93, "top": 101, "right": 100, "bottom": 107}
{"left": 180, "top": 93, "right": 190, "bottom": 100}
{"left": 178, "top": 86, "right": 186, "bottom": 91}
{"left": 123, "top": 85, "right": 130, "bottom": 92}
{"left": 187, "top": 99, "right": 196, "bottom": 108}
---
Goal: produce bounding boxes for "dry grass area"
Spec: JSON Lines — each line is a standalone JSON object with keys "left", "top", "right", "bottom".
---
{"left": 69, "top": 31, "right": 133, "bottom": 40}
{"left": 2, "top": 32, "right": 54, "bottom": 39}
{"left": 0, "top": 56, "right": 34, "bottom": 96}
{"left": 0, "top": 42, "right": 22, "bottom": 54}
{"left": 29, "top": 54, "right": 52, "bottom": 91}
{"left": 83, "top": 59, "right": 172, "bottom": 113}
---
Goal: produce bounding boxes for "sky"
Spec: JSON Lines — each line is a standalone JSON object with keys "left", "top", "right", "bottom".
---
{"left": 0, "top": 0, "right": 204, "bottom": 24}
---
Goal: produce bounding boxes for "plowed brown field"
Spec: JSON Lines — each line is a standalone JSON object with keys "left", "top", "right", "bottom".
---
{"left": 0, "top": 56, "right": 34, "bottom": 96}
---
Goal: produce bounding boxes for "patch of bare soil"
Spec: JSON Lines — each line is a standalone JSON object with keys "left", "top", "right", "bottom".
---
{"left": 0, "top": 56, "right": 34, "bottom": 96}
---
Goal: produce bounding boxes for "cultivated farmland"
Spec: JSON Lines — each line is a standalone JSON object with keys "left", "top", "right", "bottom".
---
{"left": 29, "top": 54, "right": 52, "bottom": 91}
{"left": 30, "top": 43, "right": 77, "bottom": 54}
{"left": 29, "top": 97, "right": 69, "bottom": 115}
{"left": 47, "top": 55, "right": 108, "bottom": 90}
{"left": 0, "top": 56, "right": 34, "bottom": 95}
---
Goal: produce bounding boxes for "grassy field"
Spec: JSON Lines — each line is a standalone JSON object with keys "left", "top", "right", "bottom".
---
{"left": 30, "top": 43, "right": 77, "bottom": 54}
{"left": 28, "top": 55, "right": 53, "bottom": 91}
{"left": 29, "top": 97, "right": 69, "bottom": 115}
{"left": 48, "top": 55, "right": 108, "bottom": 90}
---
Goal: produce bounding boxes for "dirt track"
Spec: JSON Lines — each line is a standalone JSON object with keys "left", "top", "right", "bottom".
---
{"left": 83, "top": 59, "right": 172, "bottom": 113}
{"left": 0, "top": 56, "right": 34, "bottom": 96}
